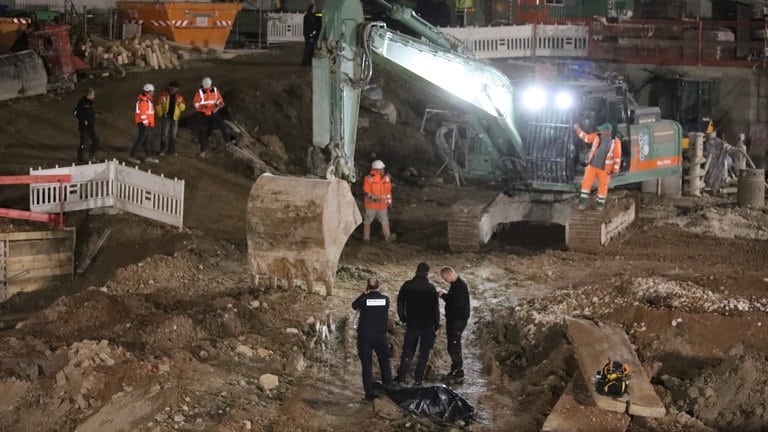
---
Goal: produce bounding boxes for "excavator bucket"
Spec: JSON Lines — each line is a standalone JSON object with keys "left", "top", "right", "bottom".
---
{"left": 246, "top": 174, "right": 362, "bottom": 295}
{"left": 0, "top": 50, "right": 47, "bottom": 101}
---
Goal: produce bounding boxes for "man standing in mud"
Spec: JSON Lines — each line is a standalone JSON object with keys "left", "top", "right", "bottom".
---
{"left": 394, "top": 262, "right": 440, "bottom": 386}
{"left": 439, "top": 266, "right": 470, "bottom": 380}
{"left": 352, "top": 276, "right": 393, "bottom": 401}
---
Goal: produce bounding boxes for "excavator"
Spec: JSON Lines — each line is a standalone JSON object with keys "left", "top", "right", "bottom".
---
{"left": 245, "top": 0, "right": 683, "bottom": 294}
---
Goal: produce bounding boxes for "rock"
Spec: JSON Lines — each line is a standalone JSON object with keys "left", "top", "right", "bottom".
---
{"left": 198, "top": 350, "right": 209, "bottom": 359}
{"left": 248, "top": 300, "right": 261, "bottom": 309}
{"left": 373, "top": 397, "right": 405, "bottom": 420}
{"left": 235, "top": 344, "right": 255, "bottom": 357}
{"left": 284, "top": 351, "right": 306, "bottom": 375}
{"left": 244, "top": 420, "right": 252, "bottom": 430}
{"left": 285, "top": 328, "right": 300, "bottom": 334}
{"left": 259, "top": 373, "right": 279, "bottom": 391}
{"left": 173, "top": 413, "right": 185, "bottom": 422}
{"left": 256, "top": 348, "right": 272, "bottom": 358}
{"left": 98, "top": 352, "right": 115, "bottom": 366}
{"left": 306, "top": 317, "right": 315, "bottom": 326}
{"left": 55, "top": 370, "right": 67, "bottom": 387}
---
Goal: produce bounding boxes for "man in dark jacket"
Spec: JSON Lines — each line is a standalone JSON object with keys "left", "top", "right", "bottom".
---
{"left": 301, "top": 4, "right": 320, "bottom": 67}
{"left": 439, "top": 266, "right": 471, "bottom": 379}
{"left": 352, "top": 277, "right": 393, "bottom": 401}
{"left": 73, "top": 88, "right": 100, "bottom": 163}
{"left": 394, "top": 262, "right": 440, "bottom": 385}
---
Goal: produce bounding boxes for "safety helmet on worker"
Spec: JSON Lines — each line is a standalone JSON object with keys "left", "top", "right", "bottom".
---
{"left": 142, "top": 83, "right": 155, "bottom": 92}
{"left": 371, "top": 160, "right": 385, "bottom": 170}
{"left": 597, "top": 123, "right": 613, "bottom": 133}
{"left": 202, "top": 77, "right": 213, "bottom": 89}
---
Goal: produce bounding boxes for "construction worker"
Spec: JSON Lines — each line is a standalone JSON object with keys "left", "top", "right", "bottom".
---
{"left": 73, "top": 87, "right": 100, "bottom": 164}
{"left": 352, "top": 276, "right": 393, "bottom": 401}
{"left": 394, "top": 262, "right": 440, "bottom": 386}
{"left": 193, "top": 77, "right": 226, "bottom": 158}
{"left": 127, "top": 83, "right": 158, "bottom": 165}
{"left": 573, "top": 122, "right": 622, "bottom": 211}
{"left": 438, "top": 266, "right": 470, "bottom": 380}
{"left": 156, "top": 81, "right": 186, "bottom": 156}
{"left": 301, "top": 4, "right": 319, "bottom": 67}
{"left": 363, "top": 159, "right": 396, "bottom": 242}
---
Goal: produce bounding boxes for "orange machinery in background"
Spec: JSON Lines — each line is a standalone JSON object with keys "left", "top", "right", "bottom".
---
{"left": 0, "top": 16, "right": 31, "bottom": 54}
{"left": 116, "top": 1, "right": 242, "bottom": 51}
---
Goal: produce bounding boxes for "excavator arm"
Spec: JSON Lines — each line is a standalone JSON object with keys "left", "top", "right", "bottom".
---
{"left": 309, "top": 0, "right": 527, "bottom": 182}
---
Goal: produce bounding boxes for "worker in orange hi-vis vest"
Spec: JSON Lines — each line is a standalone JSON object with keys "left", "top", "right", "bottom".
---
{"left": 573, "top": 122, "right": 622, "bottom": 212}
{"left": 363, "top": 159, "right": 396, "bottom": 243}
{"left": 127, "top": 83, "right": 158, "bottom": 165}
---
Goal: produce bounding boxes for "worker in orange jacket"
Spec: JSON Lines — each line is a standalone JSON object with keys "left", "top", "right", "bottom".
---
{"left": 573, "top": 122, "right": 622, "bottom": 211}
{"left": 363, "top": 159, "right": 396, "bottom": 242}
{"left": 127, "top": 83, "right": 158, "bottom": 165}
{"left": 193, "top": 76, "right": 227, "bottom": 158}
{"left": 156, "top": 80, "right": 186, "bottom": 156}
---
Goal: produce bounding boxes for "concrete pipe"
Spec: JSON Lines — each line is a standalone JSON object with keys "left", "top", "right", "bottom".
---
{"left": 736, "top": 168, "right": 765, "bottom": 208}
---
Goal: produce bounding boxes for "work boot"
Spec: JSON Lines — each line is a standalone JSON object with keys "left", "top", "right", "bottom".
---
{"left": 577, "top": 196, "right": 589, "bottom": 210}
{"left": 385, "top": 233, "right": 397, "bottom": 243}
{"left": 452, "top": 368, "right": 465, "bottom": 379}
{"left": 159, "top": 151, "right": 166, "bottom": 156}
{"left": 126, "top": 156, "right": 141, "bottom": 165}
{"left": 595, "top": 201, "right": 606, "bottom": 212}
{"left": 145, "top": 157, "right": 160, "bottom": 164}
{"left": 199, "top": 151, "right": 207, "bottom": 158}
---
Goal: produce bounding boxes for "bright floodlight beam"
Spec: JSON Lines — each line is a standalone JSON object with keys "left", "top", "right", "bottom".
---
{"left": 522, "top": 86, "right": 546, "bottom": 111}
{"left": 555, "top": 91, "right": 574, "bottom": 109}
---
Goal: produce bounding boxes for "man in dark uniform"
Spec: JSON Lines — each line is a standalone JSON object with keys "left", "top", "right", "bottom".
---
{"left": 394, "top": 262, "right": 440, "bottom": 386}
{"left": 439, "top": 266, "right": 471, "bottom": 379}
{"left": 301, "top": 4, "right": 319, "bottom": 67}
{"left": 73, "top": 88, "right": 100, "bottom": 164}
{"left": 352, "top": 276, "right": 393, "bottom": 401}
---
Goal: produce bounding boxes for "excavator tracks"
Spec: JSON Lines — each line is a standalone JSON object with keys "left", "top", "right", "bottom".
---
{"left": 566, "top": 197, "right": 636, "bottom": 253}
{"left": 447, "top": 198, "right": 489, "bottom": 252}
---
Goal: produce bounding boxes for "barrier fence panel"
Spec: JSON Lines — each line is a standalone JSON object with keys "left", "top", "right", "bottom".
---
{"left": 441, "top": 25, "right": 534, "bottom": 58}
{"left": 30, "top": 161, "right": 115, "bottom": 213}
{"left": 267, "top": 12, "right": 303, "bottom": 44}
{"left": 534, "top": 25, "right": 589, "bottom": 57}
{"left": 29, "top": 160, "right": 185, "bottom": 229}
{"left": 115, "top": 164, "right": 185, "bottom": 229}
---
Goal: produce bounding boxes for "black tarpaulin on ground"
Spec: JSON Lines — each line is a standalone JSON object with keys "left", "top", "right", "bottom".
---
{"left": 373, "top": 382, "right": 476, "bottom": 425}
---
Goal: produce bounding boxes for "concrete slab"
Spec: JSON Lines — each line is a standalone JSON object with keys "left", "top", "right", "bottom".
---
{"left": 565, "top": 317, "right": 666, "bottom": 418}
{"left": 542, "top": 373, "right": 630, "bottom": 432}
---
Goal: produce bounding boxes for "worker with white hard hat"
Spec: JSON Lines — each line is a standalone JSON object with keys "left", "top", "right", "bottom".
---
{"left": 127, "top": 83, "right": 158, "bottom": 165}
{"left": 362, "top": 159, "right": 396, "bottom": 243}
{"left": 193, "top": 76, "right": 227, "bottom": 158}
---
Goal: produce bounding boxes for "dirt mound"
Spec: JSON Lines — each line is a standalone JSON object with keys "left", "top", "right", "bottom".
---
{"left": 657, "top": 206, "right": 768, "bottom": 240}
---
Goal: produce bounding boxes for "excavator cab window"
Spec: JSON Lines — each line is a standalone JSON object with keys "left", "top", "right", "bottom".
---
{"left": 605, "top": 97, "right": 631, "bottom": 172}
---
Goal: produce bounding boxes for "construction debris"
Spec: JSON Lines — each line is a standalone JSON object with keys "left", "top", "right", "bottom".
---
{"left": 80, "top": 35, "right": 184, "bottom": 72}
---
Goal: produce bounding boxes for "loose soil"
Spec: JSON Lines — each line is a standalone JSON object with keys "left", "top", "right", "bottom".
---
{"left": 0, "top": 44, "right": 767, "bottom": 432}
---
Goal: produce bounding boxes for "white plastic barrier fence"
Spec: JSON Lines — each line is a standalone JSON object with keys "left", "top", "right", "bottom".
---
{"left": 440, "top": 24, "right": 588, "bottom": 58}
{"left": 265, "top": 14, "right": 590, "bottom": 59}
{"left": 267, "top": 12, "right": 304, "bottom": 44}
{"left": 29, "top": 160, "right": 185, "bottom": 229}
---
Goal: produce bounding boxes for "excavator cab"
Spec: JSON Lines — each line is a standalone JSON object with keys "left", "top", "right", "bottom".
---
{"left": 648, "top": 78, "right": 716, "bottom": 148}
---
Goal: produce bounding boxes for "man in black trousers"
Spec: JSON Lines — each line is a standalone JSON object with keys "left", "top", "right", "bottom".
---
{"left": 352, "top": 276, "right": 393, "bottom": 401}
{"left": 394, "top": 262, "right": 440, "bottom": 386}
{"left": 439, "top": 266, "right": 471, "bottom": 379}
{"left": 73, "top": 88, "right": 100, "bottom": 163}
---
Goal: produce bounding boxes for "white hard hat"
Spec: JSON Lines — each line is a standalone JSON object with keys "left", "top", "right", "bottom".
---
{"left": 142, "top": 83, "right": 155, "bottom": 92}
{"left": 371, "top": 160, "right": 385, "bottom": 169}
{"left": 202, "top": 77, "right": 212, "bottom": 88}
